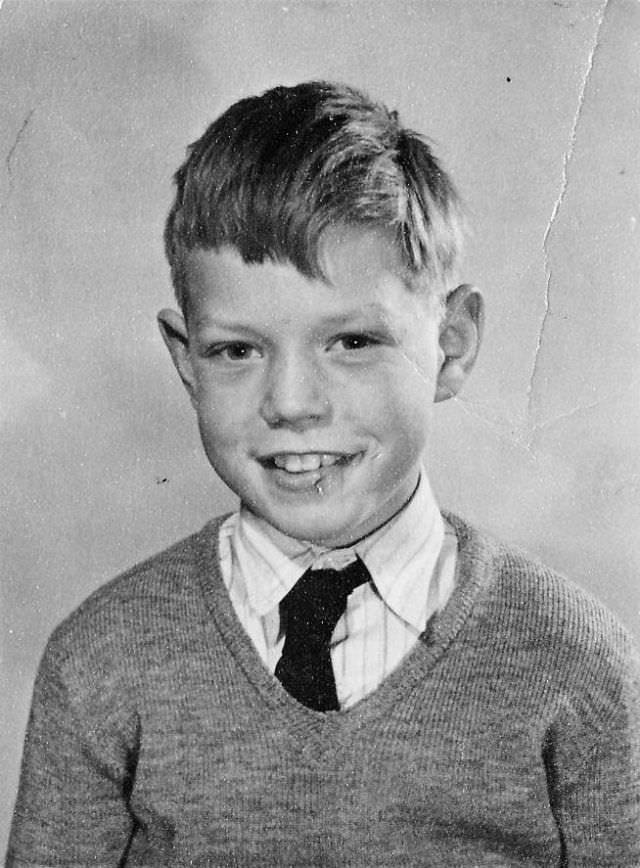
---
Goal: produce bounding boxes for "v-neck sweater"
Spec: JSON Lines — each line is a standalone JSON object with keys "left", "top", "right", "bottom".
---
{"left": 7, "top": 513, "right": 640, "bottom": 867}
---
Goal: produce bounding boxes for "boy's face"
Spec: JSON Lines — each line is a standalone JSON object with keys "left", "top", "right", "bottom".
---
{"left": 160, "top": 227, "right": 478, "bottom": 547}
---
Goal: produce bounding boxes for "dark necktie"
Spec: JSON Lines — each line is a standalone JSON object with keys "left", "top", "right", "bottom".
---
{"left": 275, "top": 558, "right": 371, "bottom": 711}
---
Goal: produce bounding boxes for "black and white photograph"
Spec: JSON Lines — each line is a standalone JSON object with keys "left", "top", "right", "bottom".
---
{"left": 2, "top": 1, "right": 639, "bottom": 863}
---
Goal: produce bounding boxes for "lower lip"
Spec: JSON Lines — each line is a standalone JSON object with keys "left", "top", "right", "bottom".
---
{"left": 262, "top": 455, "right": 361, "bottom": 493}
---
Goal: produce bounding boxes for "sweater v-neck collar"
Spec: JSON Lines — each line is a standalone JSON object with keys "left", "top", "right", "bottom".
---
{"left": 194, "top": 511, "right": 494, "bottom": 746}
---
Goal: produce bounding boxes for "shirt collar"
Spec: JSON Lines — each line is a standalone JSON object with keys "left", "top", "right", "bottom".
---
{"left": 232, "top": 474, "right": 445, "bottom": 633}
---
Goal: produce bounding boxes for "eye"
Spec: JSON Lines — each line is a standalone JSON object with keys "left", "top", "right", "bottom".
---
{"left": 332, "top": 332, "right": 381, "bottom": 352}
{"left": 208, "top": 341, "right": 261, "bottom": 362}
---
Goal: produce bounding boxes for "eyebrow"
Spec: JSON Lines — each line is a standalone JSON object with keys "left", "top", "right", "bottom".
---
{"left": 191, "top": 302, "right": 394, "bottom": 333}
{"left": 190, "top": 316, "right": 264, "bottom": 338}
{"left": 314, "top": 303, "right": 394, "bottom": 328}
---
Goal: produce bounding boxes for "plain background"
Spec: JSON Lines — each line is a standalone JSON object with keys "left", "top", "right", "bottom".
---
{"left": 1, "top": 0, "right": 639, "bottom": 854}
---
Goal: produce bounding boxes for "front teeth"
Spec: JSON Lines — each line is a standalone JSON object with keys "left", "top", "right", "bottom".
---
{"left": 272, "top": 453, "right": 343, "bottom": 473}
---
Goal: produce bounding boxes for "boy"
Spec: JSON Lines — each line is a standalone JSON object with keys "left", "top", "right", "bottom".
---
{"left": 7, "top": 81, "right": 640, "bottom": 866}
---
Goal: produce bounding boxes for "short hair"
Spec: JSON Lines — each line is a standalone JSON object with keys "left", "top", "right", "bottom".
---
{"left": 165, "top": 80, "right": 465, "bottom": 311}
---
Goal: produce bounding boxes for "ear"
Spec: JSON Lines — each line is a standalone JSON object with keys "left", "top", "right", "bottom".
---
{"left": 435, "top": 284, "right": 484, "bottom": 403}
{"left": 157, "top": 308, "right": 198, "bottom": 406}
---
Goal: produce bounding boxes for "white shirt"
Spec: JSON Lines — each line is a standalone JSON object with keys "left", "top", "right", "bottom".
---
{"left": 218, "top": 476, "right": 457, "bottom": 708}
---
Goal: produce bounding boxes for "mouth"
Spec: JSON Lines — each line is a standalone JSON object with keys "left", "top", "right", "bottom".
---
{"left": 260, "top": 452, "right": 355, "bottom": 473}
{"left": 257, "top": 451, "right": 362, "bottom": 491}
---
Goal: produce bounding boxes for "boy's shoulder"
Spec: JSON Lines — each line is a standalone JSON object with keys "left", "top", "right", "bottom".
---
{"left": 46, "top": 515, "right": 229, "bottom": 665}
{"left": 446, "top": 511, "right": 638, "bottom": 691}
{"left": 448, "top": 511, "right": 631, "bottom": 639}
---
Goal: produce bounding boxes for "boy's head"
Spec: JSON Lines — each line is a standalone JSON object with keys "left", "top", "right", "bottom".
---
{"left": 159, "top": 81, "right": 483, "bottom": 547}
{"left": 164, "top": 80, "right": 465, "bottom": 314}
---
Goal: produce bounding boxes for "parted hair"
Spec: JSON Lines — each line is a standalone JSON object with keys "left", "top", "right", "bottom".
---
{"left": 165, "top": 80, "right": 465, "bottom": 311}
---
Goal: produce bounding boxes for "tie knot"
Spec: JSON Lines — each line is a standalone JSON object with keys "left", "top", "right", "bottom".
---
{"left": 280, "top": 558, "right": 370, "bottom": 647}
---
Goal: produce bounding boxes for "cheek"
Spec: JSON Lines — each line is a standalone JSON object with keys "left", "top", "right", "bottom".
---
{"left": 394, "top": 397, "right": 433, "bottom": 454}
{"left": 350, "top": 375, "right": 433, "bottom": 462}
{"left": 370, "top": 363, "right": 435, "bottom": 423}
{"left": 196, "top": 400, "right": 242, "bottom": 456}
{"left": 194, "top": 376, "right": 252, "bottom": 438}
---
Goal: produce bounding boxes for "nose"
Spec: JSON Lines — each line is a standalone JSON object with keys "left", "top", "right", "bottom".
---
{"left": 259, "top": 350, "right": 331, "bottom": 430}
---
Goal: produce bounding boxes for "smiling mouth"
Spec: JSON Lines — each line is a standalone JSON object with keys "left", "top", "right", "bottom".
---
{"left": 259, "top": 452, "right": 358, "bottom": 474}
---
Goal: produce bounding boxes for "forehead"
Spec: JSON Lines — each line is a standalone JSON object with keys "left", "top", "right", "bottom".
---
{"left": 184, "top": 227, "right": 437, "bottom": 327}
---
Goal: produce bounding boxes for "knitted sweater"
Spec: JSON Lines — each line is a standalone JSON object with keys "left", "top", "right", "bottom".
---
{"left": 7, "top": 514, "right": 640, "bottom": 867}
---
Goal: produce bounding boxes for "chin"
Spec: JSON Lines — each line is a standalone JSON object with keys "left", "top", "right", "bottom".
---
{"left": 267, "top": 506, "right": 357, "bottom": 546}
{"left": 281, "top": 520, "right": 344, "bottom": 546}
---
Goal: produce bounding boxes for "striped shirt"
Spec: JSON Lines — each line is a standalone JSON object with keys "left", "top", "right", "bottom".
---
{"left": 218, "top": 475, "right": 458, "bottom": 708}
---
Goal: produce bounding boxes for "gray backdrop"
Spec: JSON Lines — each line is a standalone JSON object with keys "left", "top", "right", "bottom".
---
{"left": 2, "top": 0, "right": 639, "bottom": 853}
